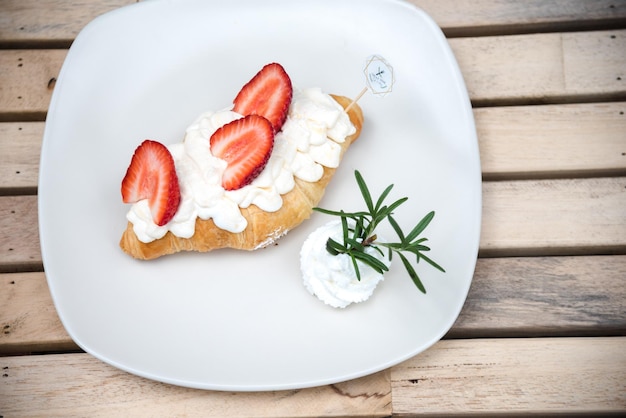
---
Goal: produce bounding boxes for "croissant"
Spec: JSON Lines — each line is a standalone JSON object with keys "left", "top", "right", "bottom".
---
{"left": 120, "top": 95, "right": 363, "bottom": 260}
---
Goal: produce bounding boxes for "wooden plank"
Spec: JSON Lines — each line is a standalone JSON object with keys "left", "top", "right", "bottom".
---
{"left": 0, "top": 354, "right": 391, "bottom": 418}
{"left": 0, "top": 272, "right": 75, "bottom": 354}
{"left": 450, "top": 255, "right": 626, "bottom": 338}
{"left": 0, "top": 0, "right": 135, "bottom": 47}
{"left": 2, "top": 0, "right": 626, "bottom": 45}
{"left": 1, "top": 178, "right": 624, "bottom": 271}
{"left": 0, "top": 49, "right": 65, "bottom": 122}
{"left": 410, "top": 0, "right": 626, "bottom": 36}
{"left": 564, "top": 30, "right": 626, "bottom": 98}
{"left": 1, "top": 31, "right": 625, "bottom": 119}
{"left": 3, "top": 255, "right": 624, "bottom": 355}
{"left": 451, "top": 29, "right": 626, "bottom": 105}
{"left": 477, "top": 102, "right": 626, "bottom": 180}
{"left": 391, "top": 337, "right": 626, "bottom": 416}
{"left": 481, "top": 177, "right": 626, "bottom": 256}
{"left": 2, "top": 338, "right": 624, "bottom": 417}
{"left": 0, "top": 122, "right": 43, "bottom": 194}
{"left": 0, "top": 195, "right": 40, "bottom": 272}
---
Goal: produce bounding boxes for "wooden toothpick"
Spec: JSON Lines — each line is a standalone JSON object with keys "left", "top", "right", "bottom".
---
{"left": 345, "top": 86, "right": 368, "bottom": 112}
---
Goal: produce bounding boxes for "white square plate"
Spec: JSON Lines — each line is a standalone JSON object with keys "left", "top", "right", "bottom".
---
{"left": 39, "top": 0, "right": 481, "bottom": 391}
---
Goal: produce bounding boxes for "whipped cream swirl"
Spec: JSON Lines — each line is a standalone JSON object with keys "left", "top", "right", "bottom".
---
{"left": 300, "top": 220, "right": 390, "bottom": 308}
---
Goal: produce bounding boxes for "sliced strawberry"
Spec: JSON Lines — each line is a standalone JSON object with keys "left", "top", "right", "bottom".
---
{"left": 210, "top": 114, "right": 274, "bottom": 191}
{"left": 121, "top": 140, "right": 181, "bottom": 226}
{"left": 233, "top": 62, "right": 292, "bottom": 132}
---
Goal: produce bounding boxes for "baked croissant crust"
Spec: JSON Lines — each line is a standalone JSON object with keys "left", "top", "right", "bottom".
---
{"left": 120, "top": 95, "right": 363, "bottom": 260}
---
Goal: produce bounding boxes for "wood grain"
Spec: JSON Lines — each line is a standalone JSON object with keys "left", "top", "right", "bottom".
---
{"left": 410, "top": 0, "right": 626, "bottom": 36}
{"left": 2, "top": 338, "right": 624, "bottom": 417}
{"left": 391, "top": 337, "right": 626, "bottom": 416}
{"left": 2, "top": 0, "right": 626, "bottom": 45}
{"left": 481, "top": 177, "right": 626, "bottom": 256}
{"left": 2, "top": 256, "right": 624, "bottom": 355}
{"left": 0, "top": 354, "right": 391, "bottom": 418}
{"left": 450, "top": 30, "right": 626, "bottom": 105}
{"left": 0, "top": 195, "right": 40, "bottom": 272}
{"left": 0, "top": 122, "right": 43, "bottom": 194}
{"left": 0, "top": 0, "right": 135, "bottom": 47}
{"left": 0, "top": 272, "right": 75, "bottom": 354}
{"left": 476, "top": 102, "right": 626, "bottom": 179}
{"left": 1, "top": 31, "right": 625, "bottom": 120}
{"left": 0, "top": 49, "right": 65, "bottom": 121}
{"left": 451, "top": 255, "right": 626, "bottom": 338}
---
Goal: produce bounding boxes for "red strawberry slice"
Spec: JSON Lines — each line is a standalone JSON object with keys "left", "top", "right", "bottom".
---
{"left": 233, "top": 62, "right": 292, "bottom": 132}
{"left": 210, "top": 114, "right": 274, "bottom": 191}
{"left": 121, "top": 140, "right": 181, "bottom": 226}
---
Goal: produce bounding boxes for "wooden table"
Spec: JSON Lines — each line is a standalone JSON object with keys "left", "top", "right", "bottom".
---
{"left": 1, "top": 1, "right": 626, "bottom": 416}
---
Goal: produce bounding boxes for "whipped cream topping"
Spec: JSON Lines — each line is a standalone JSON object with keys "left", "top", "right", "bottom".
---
{"left": 300, "top": 220, "right": 390, "bottom": 308}
{"left": 127, "top": 88, "right": 356, "bottom": 243}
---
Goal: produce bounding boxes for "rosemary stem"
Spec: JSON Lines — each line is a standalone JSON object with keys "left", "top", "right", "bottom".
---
{"left": 312, "top": 170, "right": 444, "bottom": 293}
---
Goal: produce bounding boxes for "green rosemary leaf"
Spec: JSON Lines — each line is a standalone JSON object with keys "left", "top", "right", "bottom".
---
{"left": 386, "top": 197, "right": 409, "bottom": 214}
{"left": 346, "top": 237, "right": 366, "bottom": 252}
{"left": 353, "top": 220, "right": 364, "bottom": 242}
{"left": 326, "top": 238, "right": 345, "bottom": 255}
{"left": 411, "top": 237, "right": 429, "bottom": 245}
{"left": 398, "top": 251, "right": 426, "bottom": 293}
{"left": 372, "top": 245, "right": 386, "bottom": 258}
{"left": 352, "top": 251, "right": 390, "bottom": 273}
{"left": 313, "top": 207, "right": 352, "bottom": 218}
{"left": 378, "top": 242, "right": 402, "bottom": 250}
{"left": 325, "top": 245, "right": 340, "bottom": 256}
{"left": 405, "top": 244, "right": 431, "bottom": 255}
{"left": 375, "top": 184, "right": 395, "bottom": 213}
{"left": 372, "top": 206, "right": 389, "bottom": 223}
{"left": 418, "top": 252, "right": 446, "bottom": 273}
{"left": 406, "top": 211, "right": 435, "bottom": 243}
{"left": 338, "top": 213, "right": 348, "bottom": 245}
{"left": 387, "top": 214, "right": 405, "bottom": 241}
{"left": 350, "top": 253, "right": 362, "bottom": 281}
{"left": 355, "top": 170, "right": 374, "bottom": 213}
{"left": 312, "top": 208, "right": 367, "bottom": 223}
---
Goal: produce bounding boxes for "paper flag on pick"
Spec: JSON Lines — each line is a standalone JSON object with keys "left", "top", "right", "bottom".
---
{"left": 364, "top": 55, "right": 394, "bottom": 96}
{"left": 346, "top": 55, "right": 395, "bottom": 112}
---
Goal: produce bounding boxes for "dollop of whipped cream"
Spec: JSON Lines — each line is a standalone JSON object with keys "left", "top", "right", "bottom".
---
{"left": 127, "top": 88, "right": 356, "bottom": 243}
{"left": 300, "top": 220, "right": 390, "bottom": 308}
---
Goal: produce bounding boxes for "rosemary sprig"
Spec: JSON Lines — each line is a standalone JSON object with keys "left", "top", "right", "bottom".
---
{"left": 313, "top": 170, "right": 445, "bottom": 293}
